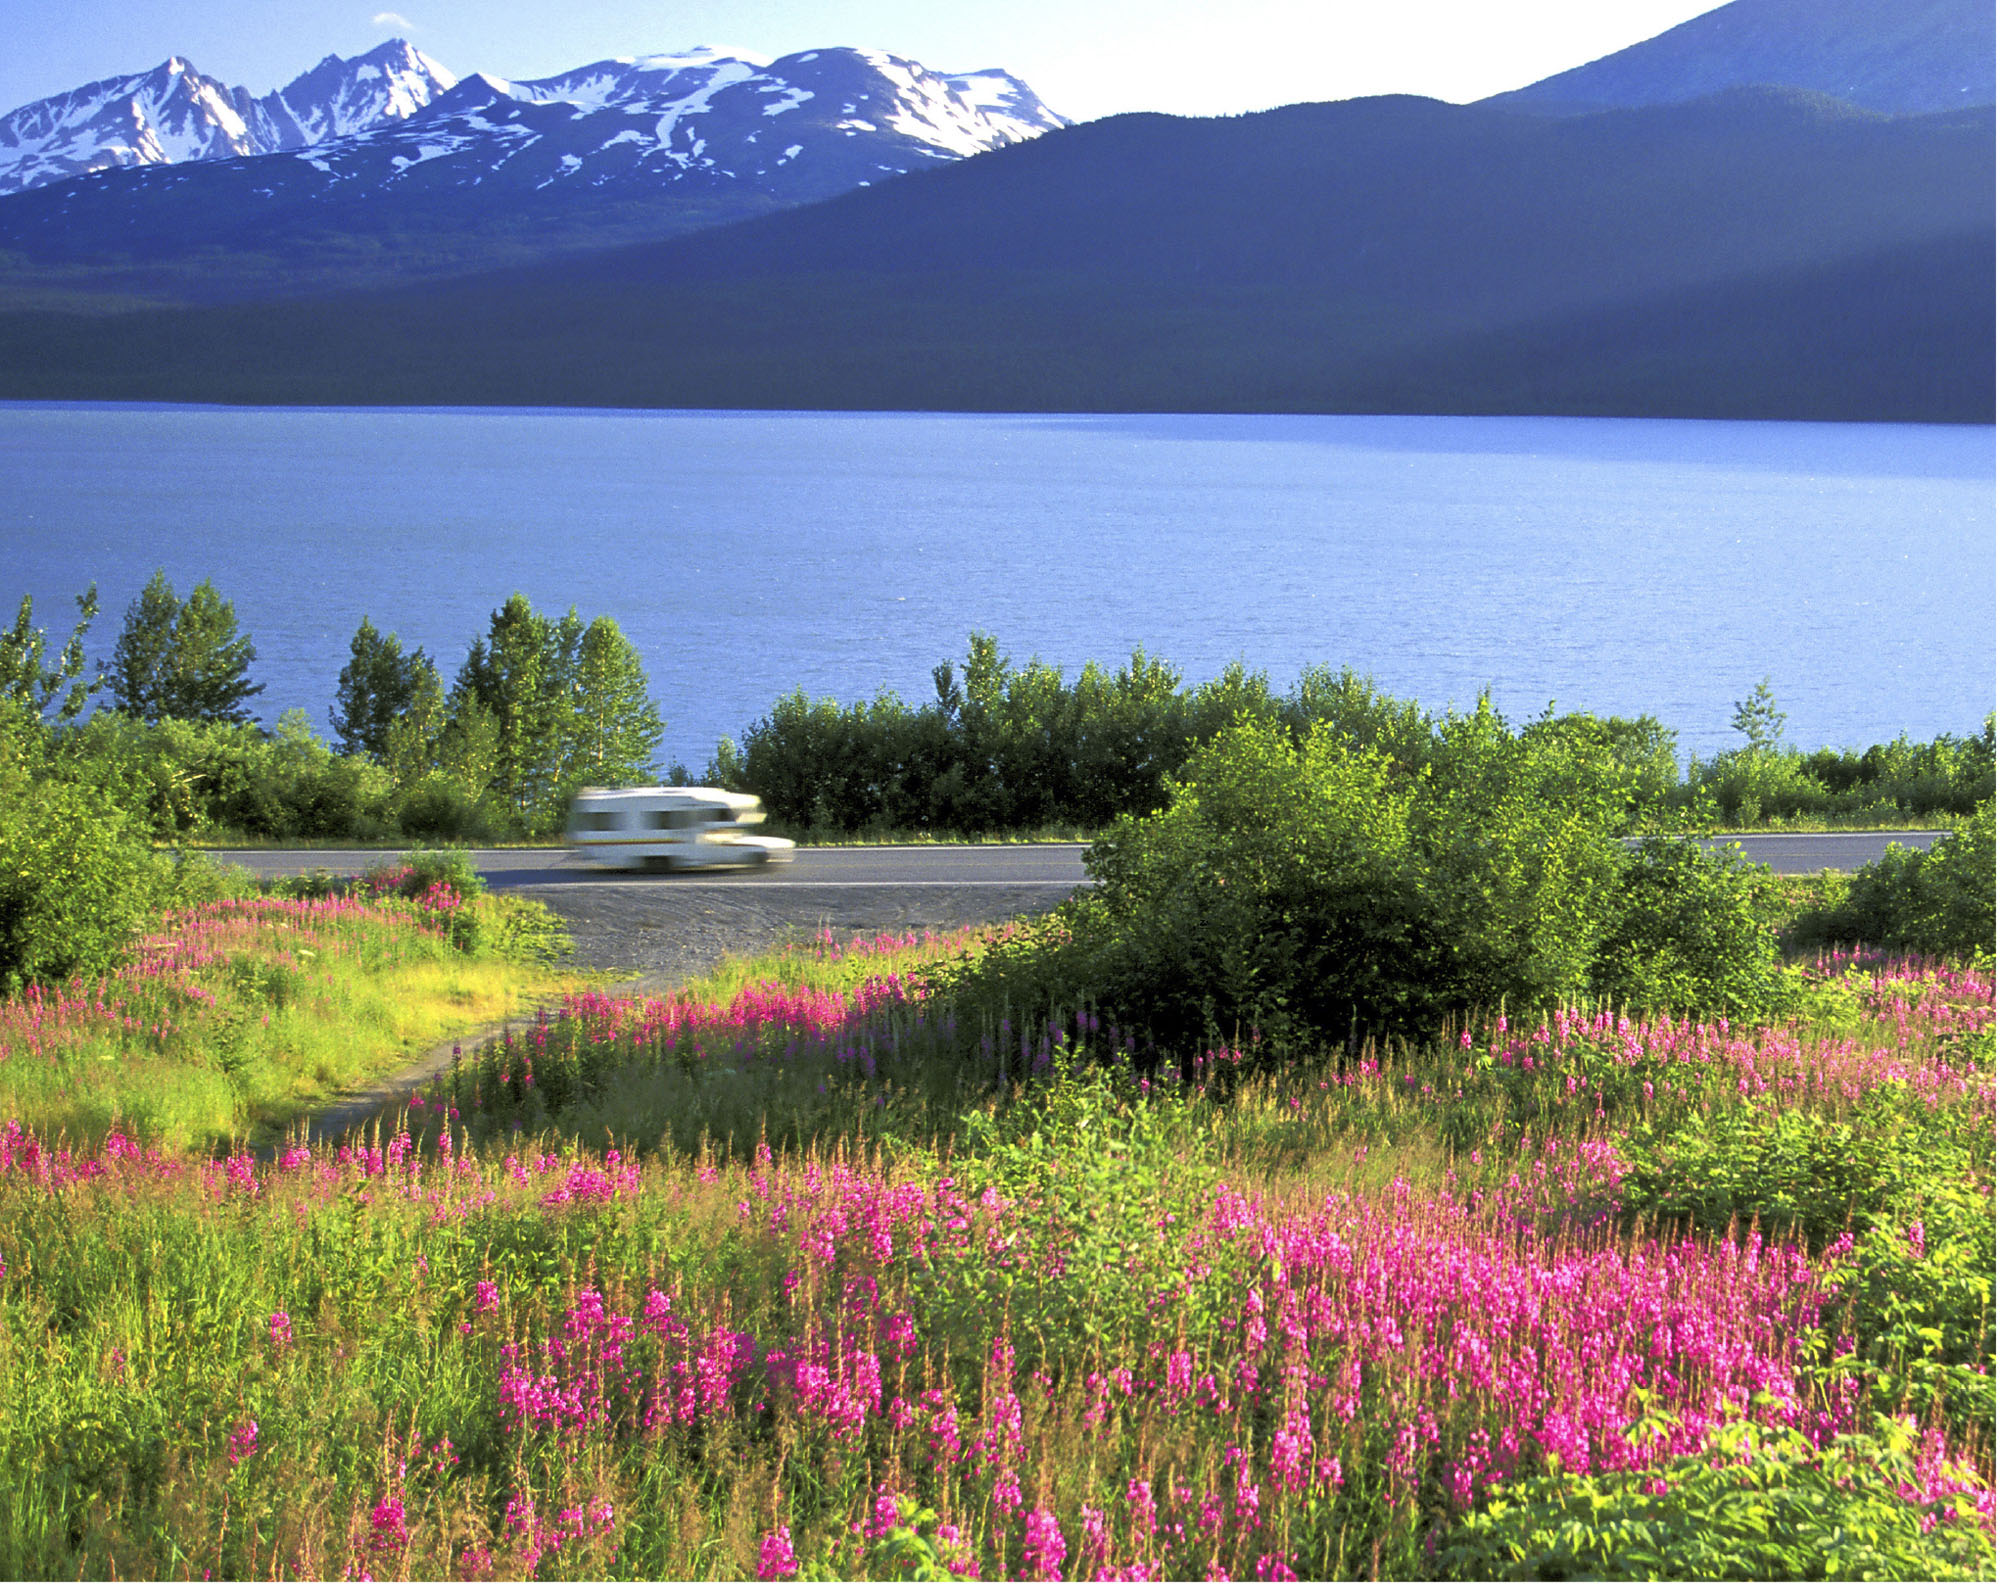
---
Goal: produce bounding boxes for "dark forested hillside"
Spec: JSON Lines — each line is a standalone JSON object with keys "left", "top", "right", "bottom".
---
{"left": 0, "top": 90, "right": 1988, "bottom": 419}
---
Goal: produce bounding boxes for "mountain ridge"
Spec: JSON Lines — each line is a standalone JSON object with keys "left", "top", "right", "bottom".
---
{"left": 0, "top": 40, "right": 457, "bottom": 197}
{"left": 0, "top": 90, "right": 1983, "bottom": 421}
{"left": 1491, "top": 0, "right": 1993, "bottom": 115}
{"left": 0, "top": 41, "right": 1066, "bottom": 302}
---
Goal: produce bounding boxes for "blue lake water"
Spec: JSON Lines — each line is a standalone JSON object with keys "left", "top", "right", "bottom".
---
{"left": 1, "top": 403, "right": 1991, "bottom": 772}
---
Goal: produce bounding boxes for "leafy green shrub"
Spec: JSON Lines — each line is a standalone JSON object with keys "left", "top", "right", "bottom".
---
{"left": 1796, "top": 804, "right": 1996, "bottom": 958}
{"left": 1821, "top": 1122, "right": 1997, "bottom": 1432}
{"left": 1681, "top": 717, "right": 1995, "bottom": 828}
{"left": 392, "top": 774, "right": 502, "bottom": 842}
{"left": 395, "top": 847, "right": 488, "bottom": 901}
{"left": 946, "top": 710, "right": 1784, "bottom": 1053}
{"left": 477, "top": 895, "right": 573, "bottom": 965}
{"left": 1590, "top": 838, "right": 1790, "bottom": 1017}
{"left": 1621, "top": 1088, "right": 1996, "bottom": 1433}
{"left": 926, "top": 1058, "right": 1216, "bottom": 1353}
{"left": 1438, "top": 1418, "right": 1995, "bottom": 1581}
{"left": 0, "top": 775, "right": 158, "bottom": 993}
{"left": 1620, "top": 1101, "right": 1926, "bottom": 1250}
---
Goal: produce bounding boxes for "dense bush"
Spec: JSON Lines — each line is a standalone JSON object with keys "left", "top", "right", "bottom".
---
{"left": 0, "top": 771, "right": 159, "bottom": 993}
{"left": 0, "top": 704, "right": 247, "bottom": 992}
{"left": 715, "top": 637, "right": 1459, "bottom": 838}
{"left": 940, "top": 708, "right": 1789, "bottom": 1051}
{"left": 1682, "top": 713, "right": 1994, "bottom": 827}
{"left": 1791, "top": 803, "right": 1996, "bottom": 958}
{"left": 1591, "top": 837, "right": 1793, "bottom": 1016}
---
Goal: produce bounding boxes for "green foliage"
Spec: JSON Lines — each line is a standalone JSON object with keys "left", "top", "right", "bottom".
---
{"left": 390, "top": 774, "right": 504, "bottom": 843}
{"left": 1731, "top": 675, "right": 1788, "bottom": 751}
{"left": 1438, "top": 1418, "right": 1995, "bottom": 1581}
{"left": 934, "top": 1058, "right": 1214, "bottom": 1353}
{"left": 453, "top": 594, "right": 662, "bottom": 833}
{"left": 0, "top": 585, "right": 101, "bottom": 723}
{"left": 1621, "top": 1099, "right": 1937, "bottom": 1250}
{"left": 105, "top": 570, "right": 264, "bottom": 725}
{"left": 372, "top": 847, "right": 489, "bottom": 902}
{"left": 48, "top": 709, "right": 397, "bottom": 842}
{"left": 1075, "top": 716, "right": 1424, "bottom": 1048}
{"left": 330, "top": 617, "right": 436, "bottom": 760}
{"left": 850, "top": 1498, "right": 978, "bottom": 1581}
{"left": 957, "top": 707, "right": 1769, "bottom": 1051}
{"left": 571, "top": 615, "right": 666, "bottom": 789}
{"left": 1590, "top": 838, "right": 1790, "bottom": 1017}
{"left": 0, "top": 758, "right": 157, "bottom": 993}
{"left": 1621, "top": 1084, "right": 1996, "bottom": 1433}
{"left": 1684, "top": 715, "right": 1994, "bottom": 828}
{"left": 1795, "top": 803, "right": 1996, "bottom": 958}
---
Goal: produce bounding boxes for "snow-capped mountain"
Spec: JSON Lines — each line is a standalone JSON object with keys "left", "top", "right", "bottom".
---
{"left": 0, "top": 40, "right": 456, "bottom": 197}
{"left": 281, "top": 45, "right": 1066, "bottom": 201}
{"left": 0, "top": 40, "right": 1067, "bottom": 300}
{"left": 0, "top": 40, "right": 1061, "bottom": 203}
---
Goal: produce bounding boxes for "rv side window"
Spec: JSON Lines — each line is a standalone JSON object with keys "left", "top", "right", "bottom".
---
{"left": 644, "top": 809, "right": 689, "bottom": 830}
{"left": 576, "top": 811, "right": 621, "bottom": 832}
{"left": 701, "top": 806, "right": 731, "bottom": 824}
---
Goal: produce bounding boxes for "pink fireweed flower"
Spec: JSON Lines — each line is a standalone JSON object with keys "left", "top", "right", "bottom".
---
{"left": 227, "top": 1420, "right": 258, "bottom": 1464}
{"left": 1021, "top": 1508, "right": 1067, "bottom": 1581}
{"left": 868, "top": 1488, "right": 904, "bottom": 1540}
{"left": 756, "top": 1526, "right": 800, "bottom": 1580}
{"left": 367, "top": 1493, "right": 408, "bottom": 1553}
{"left": 268, "top": 1310, "right": 292, "bottom": 1348}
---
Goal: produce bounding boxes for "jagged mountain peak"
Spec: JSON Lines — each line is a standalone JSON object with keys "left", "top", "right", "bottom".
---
{"left": 0, "top": 39, "right": 1070, "bottom": 299}
{"left": 0, "top": 40, "right": 459, "bottom": 196}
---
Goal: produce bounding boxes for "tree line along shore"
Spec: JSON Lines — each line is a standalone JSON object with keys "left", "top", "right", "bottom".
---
{"left": 4, "top": 574, "right": 1992, "bottom": 850}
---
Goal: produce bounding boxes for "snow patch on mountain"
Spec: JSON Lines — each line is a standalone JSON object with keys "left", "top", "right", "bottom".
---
{"left": 0, "top": 39, "right": 455, "bottom": 196}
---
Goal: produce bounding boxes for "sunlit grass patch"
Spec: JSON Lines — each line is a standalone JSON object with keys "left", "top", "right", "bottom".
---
{"left": 0, "top": 895, "right": 574, "bottom": 1151}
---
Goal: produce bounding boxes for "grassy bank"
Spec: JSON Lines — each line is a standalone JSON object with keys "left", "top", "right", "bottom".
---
{"left": 0, "top": 887, "right": 574, "bottom": 1153}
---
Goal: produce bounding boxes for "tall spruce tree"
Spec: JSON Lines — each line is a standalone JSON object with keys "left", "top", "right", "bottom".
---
{"left": 106, "top": 571, "right": 263, "bottom": 724}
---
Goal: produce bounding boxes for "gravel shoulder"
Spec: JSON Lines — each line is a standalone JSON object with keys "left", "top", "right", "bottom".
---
{"left": 515, "top": 879, "right": 1076, "bottom": 992}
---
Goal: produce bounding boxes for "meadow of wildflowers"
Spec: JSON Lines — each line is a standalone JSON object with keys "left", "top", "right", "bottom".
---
{"left": 0, "top": 915, "right": 1990, "bottom": 1579}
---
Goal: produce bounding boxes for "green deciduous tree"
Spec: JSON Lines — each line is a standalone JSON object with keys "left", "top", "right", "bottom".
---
{"left": 331, "top": 617, "right": 436, "bottom": 761}
{"left": 571, "top": 616, "right": 664, "bottom": 788}
{"left": 1731, "top": 675, "right": 1787, "bottom": 750}
{"left": 1, "top": 586, "right": 102, "bottom": 723}
{"left": 106, "top": 571, "right": 264, "bottom": 724}
{"left": 452, "top": 595, "right": 663, "bottom": 832}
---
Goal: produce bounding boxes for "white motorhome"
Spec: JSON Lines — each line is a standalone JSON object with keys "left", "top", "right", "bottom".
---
{"left": 565, "top": 786, "right": 797, "bottom": 871}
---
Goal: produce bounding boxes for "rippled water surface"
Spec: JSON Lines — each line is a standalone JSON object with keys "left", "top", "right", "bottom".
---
{"left": 2, "top": 404, "right": 1991, "bottom": 768}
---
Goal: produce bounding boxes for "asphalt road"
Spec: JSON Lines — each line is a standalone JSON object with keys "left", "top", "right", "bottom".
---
{"left": 212, "top": 830, "right": 1943, "bottom": 889}
{"left": 208, "top": 842, "right": 1095, "bottom": 888}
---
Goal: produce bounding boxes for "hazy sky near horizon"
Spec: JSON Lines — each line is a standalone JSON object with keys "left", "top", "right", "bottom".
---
{"left": 5, "top": 1, "right": 1731, "bottom": 123}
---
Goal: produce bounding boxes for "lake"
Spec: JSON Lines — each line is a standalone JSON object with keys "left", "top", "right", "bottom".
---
{"left": 1, "top": 403, "right": 1991, "bottom": 771}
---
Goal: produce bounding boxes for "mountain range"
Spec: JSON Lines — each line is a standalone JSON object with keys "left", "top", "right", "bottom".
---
{"left": 0, "top": 40, "right": 1063, "bottom": 301}
{"left": 0, "top": 0, "right": 1988, "bottom": 420}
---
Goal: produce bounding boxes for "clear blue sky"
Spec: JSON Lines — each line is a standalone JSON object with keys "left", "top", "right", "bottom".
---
{"left": 5, "top": 1, "right": 1727, "bottom": 122}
